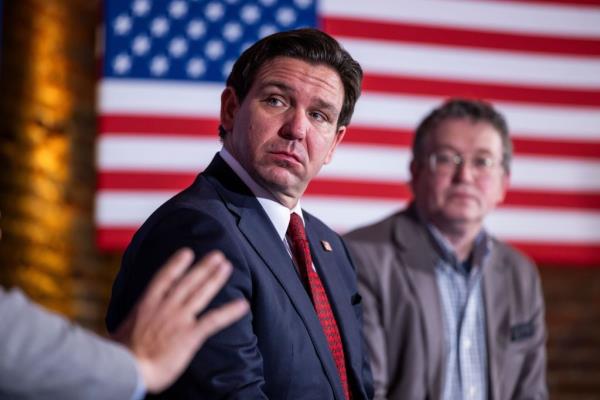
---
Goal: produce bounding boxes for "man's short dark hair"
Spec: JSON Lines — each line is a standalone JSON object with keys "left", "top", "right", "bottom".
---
{"left": 219, "top": 28, "right": 363, "bottom": 139}
{"left": 412, "top": 98, "right": 513, "bottom": 172}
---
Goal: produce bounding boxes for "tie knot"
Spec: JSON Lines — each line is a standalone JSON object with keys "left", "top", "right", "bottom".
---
{"left": 287, "top": 212, "right": 306, "bottom": 242}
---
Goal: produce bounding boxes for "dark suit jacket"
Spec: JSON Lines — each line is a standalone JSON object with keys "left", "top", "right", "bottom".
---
{"left": 344, "top": 206, "right": 547, "bottom": 400}
{"left": 106, "top": 154, "right": 374, "bottom": 399}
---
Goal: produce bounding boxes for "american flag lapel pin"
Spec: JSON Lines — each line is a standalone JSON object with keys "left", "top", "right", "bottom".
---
{"left": 321, "top": 240, "right": 332, "bottom": 252}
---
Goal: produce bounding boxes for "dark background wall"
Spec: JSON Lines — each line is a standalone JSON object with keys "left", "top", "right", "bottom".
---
{"left": 0, "top": 1, "right": 598, "bottom": 398}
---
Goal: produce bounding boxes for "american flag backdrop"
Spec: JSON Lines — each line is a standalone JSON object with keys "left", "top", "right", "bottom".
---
{"left": 96, "top": 0, "right": 600, "bottom": 266}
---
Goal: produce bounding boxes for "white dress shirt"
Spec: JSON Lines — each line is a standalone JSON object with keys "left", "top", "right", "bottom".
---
{"left": 219, "top": 148, "right": 304, "bottom": 260}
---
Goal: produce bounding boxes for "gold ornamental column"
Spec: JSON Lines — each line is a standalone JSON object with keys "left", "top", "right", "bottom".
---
{"left": 0, "top": 0, "right": 119, "bottom": 330}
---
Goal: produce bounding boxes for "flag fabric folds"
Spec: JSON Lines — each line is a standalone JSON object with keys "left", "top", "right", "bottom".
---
{"left": 97, "top": 0, "right": 600, "bottom": 266}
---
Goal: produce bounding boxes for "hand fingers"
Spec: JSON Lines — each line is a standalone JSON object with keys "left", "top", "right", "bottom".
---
{"left": 193, "top": 299, "right": 249, "bottom": 342}
{"left": 139, "top": 248, "right": 194, "bottom": 313}
{"left": 162, "top": 250, "right": 229, "bottom": 311}
{"left": 133, "top": 248, "right": 237, "bottom": 346}
{"left": 180, "top": 255, "right": 233, "bottom": 315}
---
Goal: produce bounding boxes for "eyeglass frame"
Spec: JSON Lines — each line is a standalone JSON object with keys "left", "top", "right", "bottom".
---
{"left": 427, "top": 150, "right": 506, "bottom": 177}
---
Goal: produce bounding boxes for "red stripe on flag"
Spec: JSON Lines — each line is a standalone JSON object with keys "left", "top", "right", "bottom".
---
{"left": 99, "top": 114, "right": 219, "bottom": 135}
{"left": 512, "top": 137, "right": 600, "bottom": 159}
{"left": 97, "top": 171, "right": 600, "bottom": 211}
{"left": 505, "top": 189, "right": 600, "bottom": 210}
{"left": 323, "top": 16, "right": 600, "bottom": 56}
{"left": 362, "top": 73, "right": 600, "bottom": 107}
{"left": 97, "top": 227, "right": 138, "bottom": 251}
{"left": 508, "top": 241, "right": 600, "bottom": 266}
{"left": 345, "top": 126, "right": 414, "bottom": 148}
{"left": 98, "top": 171, "right": 199, "bottom": 190}
{"left": 307, "top": 179, "right": 413, "bottom": 199}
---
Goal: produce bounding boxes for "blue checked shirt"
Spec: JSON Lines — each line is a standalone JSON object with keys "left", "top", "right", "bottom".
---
{"left": 427, "top": 225, "right": 492, "bottom": 400}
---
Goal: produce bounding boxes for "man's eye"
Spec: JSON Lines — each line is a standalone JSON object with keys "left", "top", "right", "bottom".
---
{"left": 435, "top": 153, "right": 454, "bottom": 164}
{"left": 265, "top": 97, "right": 284, "bottom": 107}
{"left": 473, "top": 156, "right": 493, "bottom": 169}
{"left": 310, "top": 111, "right": 327, "bottom": 122}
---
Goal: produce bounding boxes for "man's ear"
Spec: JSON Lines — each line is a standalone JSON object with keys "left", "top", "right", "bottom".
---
{"left": 497, "top": 169, "right": 511, "bottom": 204}
{"left": 409, "top": 158, "right": 420, "bottom": 192}
{"left": 409, "top": 158, "right": 420, "bottom": 178}
{"left": 323, "top": 126, "right": 346, "bottom": 164}
{"left": 220, "top": 87, "right": 238, "bottom": 134}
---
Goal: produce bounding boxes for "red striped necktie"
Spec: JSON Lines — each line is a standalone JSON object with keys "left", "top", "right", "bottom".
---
{"left": 286, "top": 212, "right": 351, "bottom": 400}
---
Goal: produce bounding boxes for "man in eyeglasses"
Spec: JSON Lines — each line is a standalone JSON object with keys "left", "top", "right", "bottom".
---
{"left": 344, "top": 98, "right": 547, "bottom": 400}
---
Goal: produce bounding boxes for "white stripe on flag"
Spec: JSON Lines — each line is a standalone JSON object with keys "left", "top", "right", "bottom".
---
{"left": 99, "top": 79, "right": 223, "bottom": 115}
{"left": 97, "top": 136, "right": 221, "bottom": 171}
{"left": 486, "top": 207, "right": 600, "bottom": 243}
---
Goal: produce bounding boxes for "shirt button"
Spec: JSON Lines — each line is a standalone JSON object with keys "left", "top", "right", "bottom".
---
{"left": 464, "top": 338, "right": 472, "bottom": 349}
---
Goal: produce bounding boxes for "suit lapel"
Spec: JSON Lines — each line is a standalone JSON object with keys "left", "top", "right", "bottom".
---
{"left": 236, "top": 210, "right": 345, "bottom": 400}
{"left": 393, "top": 212, "right": 446, "bottom": 399}
{"left": 205, "top": 156, "right": 345, "bottom": 400}
{"left": 305, "top": 217, "right": 362, "bottom": 399}
{"left": 482, "top": 245, "right": 509, "bottom": 400}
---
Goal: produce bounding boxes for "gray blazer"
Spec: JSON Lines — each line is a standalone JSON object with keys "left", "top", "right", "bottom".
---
{"left": 0, "top": 287, "right": 139, "bottom": 400}
{"left": 344, "top": 206, "right": 547, "bottom": 400}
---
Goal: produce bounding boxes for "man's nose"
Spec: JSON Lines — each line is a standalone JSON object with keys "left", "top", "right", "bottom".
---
{"left": 452, "top": 159, "right": 475, "bottom": 183}
{"left": 280, "top": 109, "right": 308, "bottom": 140}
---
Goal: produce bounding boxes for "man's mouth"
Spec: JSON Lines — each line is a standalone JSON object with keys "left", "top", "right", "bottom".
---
{"left": 270, "top": 151, "right": 303, "bottom": 165}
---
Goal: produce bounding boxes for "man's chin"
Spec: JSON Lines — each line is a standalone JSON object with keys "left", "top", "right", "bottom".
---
{"left": 257, "top": 171, "right": 305, "bottom": 198}
{"left": 441, "top": 206, "right": 482, "bottom": 224}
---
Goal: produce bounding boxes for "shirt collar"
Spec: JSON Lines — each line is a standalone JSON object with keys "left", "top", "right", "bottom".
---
{"left": 219, "top": 147, "right": 303, "bottom": 241}
{"left": 424, "top": 220, "right": 492, "bottom": 273}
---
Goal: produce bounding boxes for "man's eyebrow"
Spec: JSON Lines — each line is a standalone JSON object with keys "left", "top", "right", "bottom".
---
{"left": 431, "top": 144, "right": 459, "bottom": 152}
{"left": 258, "top": 80, "right": 341, "bottom": 117}
{"left": 433, "top": 144, "right": 496, "bottom": 155}
{"left": 312, "top": 98, "right": 340, "bottom": 117}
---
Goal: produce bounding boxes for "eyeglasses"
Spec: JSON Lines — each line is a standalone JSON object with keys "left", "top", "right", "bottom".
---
{"left": 428, "top": 150, "right": 503, "bottom": 177}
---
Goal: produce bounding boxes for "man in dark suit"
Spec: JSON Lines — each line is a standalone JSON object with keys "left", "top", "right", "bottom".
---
{"left": 344, "top": 99, "right": 547, "bottom": 400}
{"left": 106, "top": 28, "right": 373, "bottom": 399}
